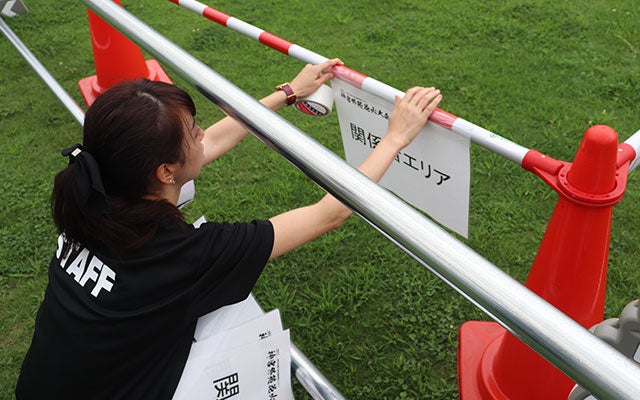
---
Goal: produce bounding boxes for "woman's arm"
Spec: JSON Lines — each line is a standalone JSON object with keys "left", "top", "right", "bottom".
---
{"left": 268, "top": 86, "right": 442, "bottom": 260}
{"left": 201, "top": 59, "right": 343, "bottom": 165}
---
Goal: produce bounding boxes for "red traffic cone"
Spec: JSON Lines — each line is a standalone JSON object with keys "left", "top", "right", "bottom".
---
{"left": 458, "top": 125, "right": 627, "bottom": 399}
{"left": 78, "top": 0, "right": 171, "bottom": 106}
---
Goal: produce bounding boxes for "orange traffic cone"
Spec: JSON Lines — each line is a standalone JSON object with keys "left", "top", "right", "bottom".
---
{"left": 78, "top": 0, "right": 171, "bottom": 106}
{"left": 458, "top": 125, "right": 629, "bottom": 399}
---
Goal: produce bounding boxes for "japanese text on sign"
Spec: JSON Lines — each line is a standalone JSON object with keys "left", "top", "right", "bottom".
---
{"left": 332, "top": 78, "right": 471, "bottom": 237}
{"left": 213, "top": 373, "right": 240, "bottom": 400}
{"left": 349, "top": 122, "right": 451, "bottom": 185}
{"left": 266, "top": 349, "right": 280, "bottom": 400}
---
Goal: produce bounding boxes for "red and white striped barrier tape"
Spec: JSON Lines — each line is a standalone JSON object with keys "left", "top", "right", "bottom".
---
{"left": 168, "top": 0, "right": 531, "bottom": 164}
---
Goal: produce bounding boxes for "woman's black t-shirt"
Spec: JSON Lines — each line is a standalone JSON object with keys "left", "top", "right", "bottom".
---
{"left": 16, "top": 219, "right": 274, "bottom": 399}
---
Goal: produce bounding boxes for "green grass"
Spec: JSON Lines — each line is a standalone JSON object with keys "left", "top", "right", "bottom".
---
{"left": 2, "top": 0, "right": 640, "bottom": 398}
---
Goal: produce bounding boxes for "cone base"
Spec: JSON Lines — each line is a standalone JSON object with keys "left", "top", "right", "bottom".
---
{"left": 78, "top": 59, "right": 172, "bottom": 107}
{"left": 458, "top": 321, "right": 508, "bottom": 400}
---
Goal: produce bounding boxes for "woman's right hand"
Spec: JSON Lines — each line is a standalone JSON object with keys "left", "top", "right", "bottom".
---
{"left": 268, "top": 85, "right": 442, "bottom": 260}
{"left": 386, "top": 87, "right": 442, "bottom": 148}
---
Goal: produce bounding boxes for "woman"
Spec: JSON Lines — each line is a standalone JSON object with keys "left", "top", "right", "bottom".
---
{"left": 16, "top": 59, "right": 442, "bottom": 399}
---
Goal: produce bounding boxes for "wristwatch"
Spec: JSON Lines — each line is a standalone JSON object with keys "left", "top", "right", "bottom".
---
{"left": 275, "top": 82, "right": 297, "bottom": 105}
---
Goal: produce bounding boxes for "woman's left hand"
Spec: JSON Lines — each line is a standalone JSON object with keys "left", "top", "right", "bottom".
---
{"left": 289, "top": 58, "right": 342, "bottom": 98}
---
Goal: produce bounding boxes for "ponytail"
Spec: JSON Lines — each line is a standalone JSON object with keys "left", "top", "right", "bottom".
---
{"left": 51, "top": 147, "right": 184, "bottom": 255}
{"left": 51, "top": 79, "right": 194, "bottom": 255}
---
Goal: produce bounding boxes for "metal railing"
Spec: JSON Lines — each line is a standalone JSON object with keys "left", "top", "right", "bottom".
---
{"left": 80, "top": 1, "right": 640, "bottom": 398}
{"left": 6, "top": 0, "right": 640, "bottom": 397}
{"left": 0, "top": 18, "right": 85, "bottom": 125}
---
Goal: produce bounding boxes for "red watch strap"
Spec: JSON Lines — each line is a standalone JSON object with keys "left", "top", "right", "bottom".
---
{"left": 276, "top": 83, "right": 296, "bottom": 105}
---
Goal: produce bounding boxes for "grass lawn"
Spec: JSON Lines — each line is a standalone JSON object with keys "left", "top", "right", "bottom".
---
{"left": 2, "top": 0, "right": 640, "bottom": 398}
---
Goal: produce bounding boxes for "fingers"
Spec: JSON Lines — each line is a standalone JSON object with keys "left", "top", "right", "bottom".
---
{"left": 316, "top": 71, "right": 334, "bottom": 85}
{"left": 418, "top": 88, "right": 442, "bottom": 113}
{"left": 402, "top": 86, "right": 441, "bottom": 113}
{"left": 298, "top": 58, "right": 341, "bottom": 82}
{"left": 313, "top": 58, "right": 342, "bottom": 80}
{"left": 317, "top": 58, "right": 343, "bottom": 74}
{"left": 291, "top": 59, "right": 341, "bottom": 97}
{"left": 425, "top": 92, "right": 442, "bottom": 113}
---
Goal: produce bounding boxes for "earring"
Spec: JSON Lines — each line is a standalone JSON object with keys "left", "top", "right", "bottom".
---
{"left": 169, "top": 178, "right": 176, "bottom": 185}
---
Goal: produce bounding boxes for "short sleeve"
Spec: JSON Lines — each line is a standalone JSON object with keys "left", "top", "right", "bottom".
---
{"left": 187, "top": 219, "right": 274, "bottom": 318}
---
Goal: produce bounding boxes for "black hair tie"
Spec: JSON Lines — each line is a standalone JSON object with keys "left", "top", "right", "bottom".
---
{"left": 61, "top": 144, "right": 109, "bottom": 217}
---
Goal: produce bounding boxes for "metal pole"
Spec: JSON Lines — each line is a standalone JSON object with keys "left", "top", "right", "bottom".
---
{"left": 291, "top": 344, "right": 345, "bottom": 400}
{"left": 82, "top": 1, "right": 640, "bottom": 398}
{"left": 0, "top": 17, "right": 85, "bottom": 125}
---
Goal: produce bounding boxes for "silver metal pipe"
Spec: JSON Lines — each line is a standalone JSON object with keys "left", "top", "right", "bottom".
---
{"left": 291, "top": 344, "right": 345, "bottom": 400}
{"left": 83, "top": 0, "right": 640, "bottom": 398}
{"left": 253, "top": 298, "right": 345, "bottom": 400}
{"left": 0, "top": 17, "right": 85, "bottom": 125}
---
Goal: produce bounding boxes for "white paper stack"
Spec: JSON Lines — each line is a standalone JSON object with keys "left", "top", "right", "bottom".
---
{"left": 173, "top": 294, "right": 294, "bottom": 400}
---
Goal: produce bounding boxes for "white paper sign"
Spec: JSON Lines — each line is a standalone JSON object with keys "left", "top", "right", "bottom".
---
{"left": 177, "top": 180, "right": 195, "bottom": 209}
{"left": 174, "top": 329, "right": 293, "bottom": 400}
{"left": 190, "top": 309, "right": 284, "bottom": 360}
{"left": 174, "top": 292, "right": 293, "bottom": 400}
{"left": 193, "top": 293, "right": 264, "bottom": 341}
{"left": 332, "top": 79, "right": 471, "bottom": 237}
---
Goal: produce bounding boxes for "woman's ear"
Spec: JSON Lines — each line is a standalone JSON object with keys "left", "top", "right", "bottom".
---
{"left": 155, "top": 163, "right": 177, "bottom": 185}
